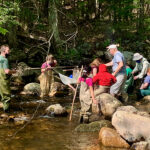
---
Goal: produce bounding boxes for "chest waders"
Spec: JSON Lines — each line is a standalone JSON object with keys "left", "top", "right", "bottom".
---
{"left": 38, "top": 69, "right": 56, "bottom": 97}
{"left": 79, "top": 81, "right": 92, "bottom": 123}
{"left": 0, "top": 69, "right": 11, "bottom": 111}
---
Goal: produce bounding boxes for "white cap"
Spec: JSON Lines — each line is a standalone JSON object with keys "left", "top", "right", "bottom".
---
{"left": 106, "top": 44, "right": 119, "bottom": 50}
{"left": 133, "top": 53, "right": 143, "bottom": 61}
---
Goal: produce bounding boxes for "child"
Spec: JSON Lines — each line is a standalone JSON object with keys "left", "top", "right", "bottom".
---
{"left": 93, "top": 64, "right": 116, "bottom": 97}
{"left": 38, "top": 55, "right": 57, "bottom": 98}
{"left": 138, "top": 68, "right": 150, "bottom": 98}
{"left": 90, "top": 58, "right": 102, "bottom": 76}
{"left": 77, "top": 66, "right": 97, "bottom": 123}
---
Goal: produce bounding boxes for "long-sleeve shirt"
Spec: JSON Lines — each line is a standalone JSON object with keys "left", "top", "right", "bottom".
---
{"left": 133, "top": 57, "right": 150, "bottom": 79}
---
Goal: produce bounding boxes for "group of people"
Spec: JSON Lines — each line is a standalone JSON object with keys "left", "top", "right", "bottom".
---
{"left": 77, "top": 44, "right": 150, "bottom": 123}
{"left": 0, "top": 44, "right": 150, "bottom": 117}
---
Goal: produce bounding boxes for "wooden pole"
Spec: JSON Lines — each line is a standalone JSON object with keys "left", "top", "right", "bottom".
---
{"left": 69, "top": 66, "right": 83, "bottom": 121}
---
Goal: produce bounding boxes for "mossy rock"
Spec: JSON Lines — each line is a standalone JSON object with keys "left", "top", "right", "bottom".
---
{"left": 75, "top": 120, "right": 112, "bottom": 132}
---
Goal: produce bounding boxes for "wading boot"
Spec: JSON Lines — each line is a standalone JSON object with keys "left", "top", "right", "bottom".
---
{"left": 83, "top": 114, "right": 89, "bottom": 124}
{"left": 79, "top": 114, "right": 83, "bottom": 123}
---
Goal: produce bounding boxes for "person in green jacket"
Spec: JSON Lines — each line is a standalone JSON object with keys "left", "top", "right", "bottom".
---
{"left": 0, "top": 45, "right": 16, "bottom": 112}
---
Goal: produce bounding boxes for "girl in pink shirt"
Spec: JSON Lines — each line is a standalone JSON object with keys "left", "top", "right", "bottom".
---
{"left": 77, "top": 66, "right": 97, "bottom": 123}
{"left": 38, "top": 55, "right": 57, "bottom": 98}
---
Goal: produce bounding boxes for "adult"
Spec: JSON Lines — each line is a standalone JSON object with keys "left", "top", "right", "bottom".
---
{"left": 132, "top": 53, "right": 149, "bottom": 80}
{"left": 105, "top": 44, "right": 127, "bottom": 99}
{"left": 0, "top": 45, "right": 16, "bottom": 112}
{"left": 138, "top": 68, "right": 150, "bottom": 98}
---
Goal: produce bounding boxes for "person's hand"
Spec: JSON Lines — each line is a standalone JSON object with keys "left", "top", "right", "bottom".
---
{"left": 132, "top": 71, "right": 135, "bottom": 75}
{"left": 134, "top": 76, "right": 138, "bottom": 80}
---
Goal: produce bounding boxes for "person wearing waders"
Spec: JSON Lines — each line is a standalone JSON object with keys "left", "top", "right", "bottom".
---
{"left": 77, "top": 66, "right": 97, "bottom": 123}
{"left": 0, "top": 45, "right": 16, "bottom": 112}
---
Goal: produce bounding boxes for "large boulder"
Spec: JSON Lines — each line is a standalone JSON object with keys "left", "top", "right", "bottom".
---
{"left": 45, "top": 104, "right": 68, "bottom": 116}
{"left": 97, "top": 93, "right": 122, "bottom": 117}
{"left": 99, "top": 127, "right": 130, "bottom": 148}
{"left": 75, "top": 120, "right": 112, "bottom": 132}
{"left": 112, "top": 106, "right": 150, "bottom": 142}
{"left": 20, "top": 83, "right": 41, "bottom": 95}
{"left": 131, "top": 141, "right": 149, "bottom": 150}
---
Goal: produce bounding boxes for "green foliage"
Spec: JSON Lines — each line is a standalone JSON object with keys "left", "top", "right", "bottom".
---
{"left": 0, "top": 1, "right": 20, "bottom": 35}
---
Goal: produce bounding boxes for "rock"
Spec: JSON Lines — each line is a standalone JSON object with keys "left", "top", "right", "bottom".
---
{"left": 112, "top": 106, "right": 150, "bottom": 142}
{"left": 89, "top": 114, "right": 104, "bottom": 123}
{"left": 45, "top": 104, "right": 68, "bottom": 116}
{"left": 130, "top": 141, "right": 149, "bottom": 150}
{"left": 20, "top": 83, "right": 41, "bottom": 95}
{"left": 141, "top": 96, "right": 150, "bottom": 102}
{"left": 97, "top": 93, "right": 122, "bottom": 117}
{"left": 99, "top": 127, "right": 130, "bottom": 148}
{"left": 75, "top": 120, "right": 112, "bottom": 132}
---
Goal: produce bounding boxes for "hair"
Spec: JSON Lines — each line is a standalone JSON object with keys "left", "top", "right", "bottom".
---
{"left": 46, "top": 54, "right": 54, "bottom": 61}
{"left": 90, "top": 58, "right": 102, "bottom": 67}
{"left": 0, "top": 44, "right": 9, "bottom": 53}
{"left": 82, "top": 66, "right": 92, "bottom": 78}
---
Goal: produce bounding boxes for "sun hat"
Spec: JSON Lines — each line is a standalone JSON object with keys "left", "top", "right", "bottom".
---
{"left": 133, "top": 53, "right": 143, "bottom": 61}
{"left": 106, "top": 44, "right": 119, "bottom": 50}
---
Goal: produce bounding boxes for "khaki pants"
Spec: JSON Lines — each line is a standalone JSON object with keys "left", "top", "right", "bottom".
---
{"left": 38, "top": 70, "right": 56, "bottom": 97}
{"left": 110, "top": 74, "right": 127, "bottom": 95}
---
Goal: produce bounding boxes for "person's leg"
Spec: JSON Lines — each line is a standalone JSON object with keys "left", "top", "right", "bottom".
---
{"left": 110, "top": 74, "right": 126, "bottom": 100}
{"left": 49, "top": 71, "right": 57, "bottom": 97}
{"left": 0, "top": 75, "right": 11, "bottom": 111}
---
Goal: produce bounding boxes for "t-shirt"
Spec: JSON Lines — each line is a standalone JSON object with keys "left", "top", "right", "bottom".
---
{"left": 112, "top": 51, "right": 126, "bottom": 74}
{"left": 0, "top": 55, "right": 9, "bottom": 69}
{"left": 144, "top": 75, "right": 150, "bottom": 87}
{"left": 126, "top": 67, "right": 133, "bottom": 77}
{"left": 79, "top": 77, "right": 93, "bottom": 86}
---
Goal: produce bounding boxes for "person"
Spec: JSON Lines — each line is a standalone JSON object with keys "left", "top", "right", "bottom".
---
{"left": 93, "top": 64, "right": 117, "bottom": 96}
{"left": 90, "top": 58, "right": 102, "bottom": 76}
{"left": 124, "top": 64, "right": 134, "bottom": 94}
{"left": 138, "top": 68, "right": 150, "bottom": 98}
{"left": 132, "top": 53, "right": 150, "bottom": 80}
{"left": 38, "top": 54, "right": 57, "bottom": 98}
{"left": 0, "top": 45, "right": 16, "bottom": 112}
{"left": 105, "top": 44, "right": 127, "bottom": 100}
{"left": 77, "top": 66, "right": 97, "bottom": 123}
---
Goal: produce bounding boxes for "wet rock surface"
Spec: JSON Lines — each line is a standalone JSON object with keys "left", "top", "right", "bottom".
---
{"left": 45, "top": 104, "right": 68, "bottom": 116}
{"left": 75, "top": 120, "right": 112, "bottom": 132}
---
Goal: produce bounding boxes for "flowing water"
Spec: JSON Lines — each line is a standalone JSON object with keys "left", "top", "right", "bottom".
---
{"left": 0, "top": 96, "right": 128, "bottom": 150}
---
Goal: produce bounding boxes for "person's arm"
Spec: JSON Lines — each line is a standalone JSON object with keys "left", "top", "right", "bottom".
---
{"left": 5, "top": 69, "right": 16, "bottom": 74}
{"left": 93, "top": 67, "right": 98, "bottom": 76}
{"left": 112, "top": 61, "right": 124, "bottom": 76}
{"left": 105, "top": 61, "right": 113, "bottom": 67}
{"left": 3, "top": 59, "right": 16, "bottom": 74}
{"left": 136, "top": 62, "right": 149, "bottom": 79}
{"left": 140, "top": 83, "right": 149, "bottom": 89}
{"left": 89, "top": 86, "right": 97, "bottom": 104}
{"left": 132, "top": 63, "right": 138, "bottom": 75}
